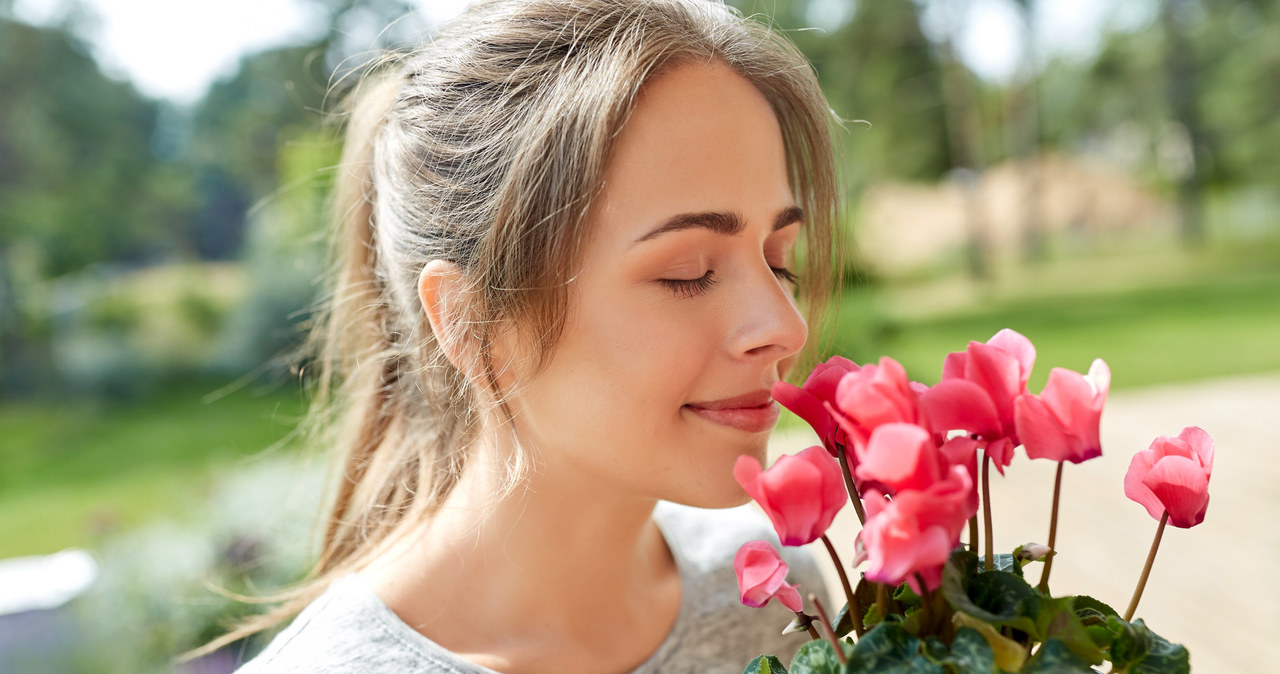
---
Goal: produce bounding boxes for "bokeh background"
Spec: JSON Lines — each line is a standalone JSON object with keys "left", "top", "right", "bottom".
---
{"left": 2, "top": 0, "right": 1277, "bottom": 671}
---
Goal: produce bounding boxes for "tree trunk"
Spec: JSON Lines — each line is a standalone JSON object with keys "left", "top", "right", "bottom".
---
{"left": 1162, "top": 0, "right": 1207, "bottom": 247}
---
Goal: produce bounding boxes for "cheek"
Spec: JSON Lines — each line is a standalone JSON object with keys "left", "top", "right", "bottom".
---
{"left": 521, "top": 290, "right": 721, "bottom": 459}
{"left": 565, "top": 296, "right": 711, "bottom": 412}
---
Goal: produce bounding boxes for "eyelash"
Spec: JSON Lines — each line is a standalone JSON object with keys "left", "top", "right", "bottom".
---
{"left": 660, "top": 271, "right": 719, "bottom": 299}
{"left": 660, "top": 266, "right": 798, "bottom": 299}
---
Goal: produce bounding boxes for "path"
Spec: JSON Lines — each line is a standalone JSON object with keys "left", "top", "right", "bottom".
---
{"left": 767, "top": 372, "right": 1280, "bottom": 672}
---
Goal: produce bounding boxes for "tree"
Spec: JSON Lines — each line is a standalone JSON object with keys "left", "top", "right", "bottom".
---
{"left": 183, "top": 0, "right": 418, "bottom": 260}
{"left": 0, "top": 18, "right": 193, "bottom": 275}
{"left": 732, "top": 0, "right": 952, "bottom": 184}
{"left": 0, "top": 17, "right": 198, "bottom": 394}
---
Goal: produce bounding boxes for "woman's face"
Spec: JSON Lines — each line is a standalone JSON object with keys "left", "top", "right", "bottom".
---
{"left": 502, "top": 60, "right": 808, "bottom": 508}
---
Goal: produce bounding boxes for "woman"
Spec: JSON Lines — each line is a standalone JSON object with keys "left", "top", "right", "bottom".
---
{"left": 222, "top": 0, "right": 843, "bottom": 671}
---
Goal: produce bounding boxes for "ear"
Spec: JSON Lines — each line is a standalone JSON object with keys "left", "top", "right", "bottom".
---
{"left": 418, "top": 259, "right": 481, "bottom": 377}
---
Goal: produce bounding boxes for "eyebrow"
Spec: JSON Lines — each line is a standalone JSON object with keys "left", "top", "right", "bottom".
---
{"left": 633, "top": 206, "right": 804, "bottom": 245}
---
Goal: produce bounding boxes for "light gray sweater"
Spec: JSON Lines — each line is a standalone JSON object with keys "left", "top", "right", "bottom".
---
{"left": 235, "top": 501, "right": 826, "bottom": 673}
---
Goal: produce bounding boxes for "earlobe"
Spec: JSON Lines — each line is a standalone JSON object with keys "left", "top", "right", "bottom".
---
{"left": 418, "top": 259, "right": 480, "bottom": 377}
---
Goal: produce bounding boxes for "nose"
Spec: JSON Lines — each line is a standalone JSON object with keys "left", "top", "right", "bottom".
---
{"left": 725, "top": 266, "right": 809, "bottom": 365}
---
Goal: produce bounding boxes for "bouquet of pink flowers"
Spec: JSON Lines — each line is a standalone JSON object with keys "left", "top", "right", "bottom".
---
{"left": 735, "top": 329, "right": 1212, "bottom": 673}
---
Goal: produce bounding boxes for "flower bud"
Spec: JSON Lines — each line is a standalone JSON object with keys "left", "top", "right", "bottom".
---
{"left": 1017, "top": 543, "right": 1053, "bottom": 561}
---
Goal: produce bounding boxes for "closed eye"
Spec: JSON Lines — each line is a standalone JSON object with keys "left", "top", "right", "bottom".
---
{"left": 660, "top": 271, "right": 718, "bottom": 299}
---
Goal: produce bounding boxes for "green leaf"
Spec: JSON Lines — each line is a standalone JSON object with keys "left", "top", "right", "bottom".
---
{"left": 743, "top": 654, "right": 788, "bottom": 674}
{"left": 1106, "top": 616, "right": 1152, "bottom": 667}
{"left": 895, "top": 582, "right": 923, "bottom": 609}
{"left": 1036, "top": 596, "right": 1105, "bottom": 665}
{"left": 1084, "top": 624, "right": 1114, "bottom": 649}
{"left": 940, "top": 627, "right": 997, "bottom": 674}
{"left": 845, "top": 623, "right": 946, "bottom": 673}
{"left": 947, "top": 549, "right": 982, "bottom": 579}
{"left": 1022, "top": 638, "right": 1094, "bottom": 673}
{"left": 942, "top": 568, "right": 1041, "bottom": 638}
{"left": 952, "top": 610, "right": 1028, "bottom": 672}
{"left": 789, "top": 639, "right": 845, "bottom": 674}
{"left": 834, "top": 603, "right": 854, "bottom": 638}
{"left": 856, "top": 575, "right": 904, "bottom": 630}
{"left": 987, "top": 553, "right": 1024, "bottom": 578}
{"left": 921, "top": 636, "right": 949, "bottom": 663}
{"left": 1107, "top": 618, "right": 1190, "bottom": 674}
{"left": 1072, "top": 595, "right": 1119, "bottom": 619}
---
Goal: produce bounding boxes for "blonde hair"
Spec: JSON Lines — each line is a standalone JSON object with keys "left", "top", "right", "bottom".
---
{"left": 199, "top": 0, "right": 842, "bottom": 657}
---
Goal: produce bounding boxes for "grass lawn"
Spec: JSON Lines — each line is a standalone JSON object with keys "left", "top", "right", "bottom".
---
{"left": 0, "top": 381, "right": 306, "bottom": 558}
{"left": 825, "top": 240, "right": 1280, "bottom": 390}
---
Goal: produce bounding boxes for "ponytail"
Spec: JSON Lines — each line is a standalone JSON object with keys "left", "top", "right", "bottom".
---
{"left": 182, "top": 70, "right": 456, "bottom": 660}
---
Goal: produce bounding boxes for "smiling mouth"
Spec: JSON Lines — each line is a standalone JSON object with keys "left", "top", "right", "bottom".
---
{"left": 684, "top": 393, "right": 780, "bottom": 433}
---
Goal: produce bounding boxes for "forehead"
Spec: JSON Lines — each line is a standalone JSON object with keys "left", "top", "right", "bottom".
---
{"left": 588, "top": 59, "right": 794, "bottom": 242}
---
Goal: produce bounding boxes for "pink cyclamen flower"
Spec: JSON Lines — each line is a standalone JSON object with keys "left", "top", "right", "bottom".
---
{"left": 772, "top": 356, "right": 860, "bottom": 458}
{"left": 941, "top": 329, "right": 1036, "bottom": 446}
{"left": 855, "top": 422, "right": 946, "bottom": 494}
{"left": 1124, "top": 426, "right": 1214, "bottom": 528}
{"left": 830, "top": 356, "right": 920, "bottom": 451}
{"left": 734, "top": 446, "right": 846, "bottom": 546}
{"left": 1015, "top": 359, "right": 1110, "bottom": 464}
{"left": 918, "top": 378, "right": 1002, "bottom": 441}
{"left": 856, "top": 466, "right": 977, "bottom": 593}
{"left": 734, "top": 541, "right": 803, "bottom": 612}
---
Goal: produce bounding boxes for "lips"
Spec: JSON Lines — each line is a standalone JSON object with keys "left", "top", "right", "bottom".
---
{"left": 684, "top": 390, "right": 780, "bottom": 433}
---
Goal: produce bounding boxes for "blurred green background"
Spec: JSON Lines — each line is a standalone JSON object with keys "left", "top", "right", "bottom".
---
{"left": 1, "top": 0, "right": 1277, "bottom": 670}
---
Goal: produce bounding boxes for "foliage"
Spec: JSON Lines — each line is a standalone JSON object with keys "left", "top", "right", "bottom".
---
{"left": 830, "top": 240, "right": 1280, "bottom": 390}
{"left": 44, "top": 263, "right": 250, "bottom": 398}
{"left": 732, "top": 0, "right": 951, "bottom": 184}
{"left": 0, "top": 380, "right": 306, "bottom": 558}
{"left": 0, "top": 18, "right": 196, "bottom": 276}
{"left": 740, "top": 549, "right": 1190, "bottom": 673}
{"left": 214, "top": 128, "right": 338, "bottom": 373}
{"left": 62, "top": 455, "right": 324, "bottom": 673}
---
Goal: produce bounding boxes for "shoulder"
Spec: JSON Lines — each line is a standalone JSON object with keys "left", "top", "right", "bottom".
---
{"left": 646, "top": 502, "right": 827, "bottom": 674}
{"left": 234, "top": 576, "right": 487, "bottom": 674}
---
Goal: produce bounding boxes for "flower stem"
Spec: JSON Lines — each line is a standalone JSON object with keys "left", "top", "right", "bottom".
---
{"left": 820, "top": 534, "right": 861, "bottom": 636}
{"left": 1038, "top": 462, "right": 1064, "bottom": 594}
{"left": 835, "top": 443, "right": 867, "bottom": 525}
{"left": 810, "top": 593, "right": 847, "bottom": 664}
{"left": 875, "top": 582, "right": 888, "bottom": 623}
{"left": 1124, "top": 510, "right": 1169, "bottom": 621}
{"left": 968, "top": 515, "right": 980, "bottom": 554}
{"left": 982, "top": 453, "right": 994, "bottom": 571}
{"left": 914, "top": 573, "right": 933, "bottom": 631}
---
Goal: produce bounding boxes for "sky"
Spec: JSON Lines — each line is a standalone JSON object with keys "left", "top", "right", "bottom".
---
{"left": 10, "top": 0, "right": 1155, "bottom": 105}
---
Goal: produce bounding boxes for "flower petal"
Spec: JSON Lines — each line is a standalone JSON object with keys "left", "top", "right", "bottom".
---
{"left": 1144, "top": 455, "right": 1211, "bottom": 528}
{"left": 856, "top": 423, "right": 938, "bottom": 493}
{"left": 1124, "top": 450, "right": 1163, "bottom": 522}
{"left": 987, "top": 329, "right": 1036, "bottom": 383}
{"left": 775, "top": 582, "right": 803, "bottom": 612}
{"left": 1177, "top": 425, "right": 1215, "bottom": 475}
{"left": 919, "top": 379, "right": 1001, "bottom": 439}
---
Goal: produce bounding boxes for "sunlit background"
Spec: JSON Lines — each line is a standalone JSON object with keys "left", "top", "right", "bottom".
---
{"left": 2, "top": 0, "right": 1277, "bottom": 671}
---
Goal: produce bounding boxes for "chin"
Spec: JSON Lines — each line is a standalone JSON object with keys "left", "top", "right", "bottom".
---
{"left": 656, "top": 436, "right": 767, "bottom": 509}
{"left": 666, "top": 476, "right": 755, "bottom": 510}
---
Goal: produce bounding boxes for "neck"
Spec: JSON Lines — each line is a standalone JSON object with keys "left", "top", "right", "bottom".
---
{"left": 359, "top": 438, "right": 681, "bottom": 667}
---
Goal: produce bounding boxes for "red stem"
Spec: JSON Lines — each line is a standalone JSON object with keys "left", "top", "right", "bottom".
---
{"left": 1124, "top": 511, "right": 1169, "bottom": 621}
